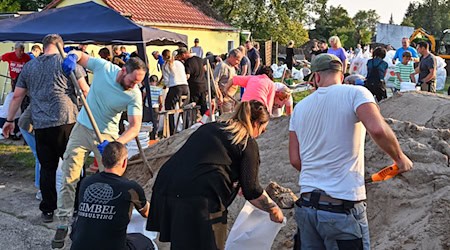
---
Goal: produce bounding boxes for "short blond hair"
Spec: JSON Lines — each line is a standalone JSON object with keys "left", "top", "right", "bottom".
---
{"left": 329, "top": 36, "right": 342, "bottom": 48}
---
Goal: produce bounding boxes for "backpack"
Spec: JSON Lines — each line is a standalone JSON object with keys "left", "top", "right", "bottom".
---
{"left": 364, "top": 59, "right": 387, "bottom": 102}
{"left": 365, "top": 60, "right": 383, "bottom": 86}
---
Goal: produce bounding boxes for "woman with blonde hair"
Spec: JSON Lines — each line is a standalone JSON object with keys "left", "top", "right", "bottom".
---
{"left": 146, "top": 100, "right": 284, "bottom": 250}
{"left": 327, "top": 35, "right": 348, "bottom": 73}
{"left": 161, "top": 48, "right": 189, "bottom": 135}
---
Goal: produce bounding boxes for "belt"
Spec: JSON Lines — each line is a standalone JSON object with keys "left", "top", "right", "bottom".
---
{"left": 295, "top": 190, "right": 363, "bottom": 214}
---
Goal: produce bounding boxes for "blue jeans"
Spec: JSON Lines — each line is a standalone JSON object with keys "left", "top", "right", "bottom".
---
{"left": 20, "top": 128, "right": 41, "bottom": 188}
{"left": 294, "top": 201, "right": 370, "bottom": 250}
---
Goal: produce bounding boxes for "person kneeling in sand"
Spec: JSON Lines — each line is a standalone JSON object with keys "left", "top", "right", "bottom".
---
{"left": 54, "top": 142, "right": 153, "bottom": 250}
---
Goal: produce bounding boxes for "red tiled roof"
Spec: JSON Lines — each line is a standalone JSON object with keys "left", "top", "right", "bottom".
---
{"left": 44, "top": 0, "right": 235, "bottom": 30}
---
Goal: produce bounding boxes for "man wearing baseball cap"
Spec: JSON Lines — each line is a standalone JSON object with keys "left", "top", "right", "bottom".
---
{"left": 289, "top": 54, "right": 412, "bottom": 249}
{"left": 190, "top": 38, "right": 204, "bottom": 58}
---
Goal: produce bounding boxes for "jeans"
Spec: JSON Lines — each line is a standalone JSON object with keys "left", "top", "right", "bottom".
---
{"left": 294, "top": 202, "right": 370, "bottom": 250}
{"left": 20, "top": 128, "right": 40, "bottom": 188}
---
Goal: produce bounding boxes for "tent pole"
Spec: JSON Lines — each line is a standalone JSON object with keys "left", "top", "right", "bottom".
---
{"left": 137, "top": 43, "right": 154, "bottom": 128}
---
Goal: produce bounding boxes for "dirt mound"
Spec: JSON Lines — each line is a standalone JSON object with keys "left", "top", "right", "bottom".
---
{"left": 125, "top": 92, "right": 450, "bottom": 250}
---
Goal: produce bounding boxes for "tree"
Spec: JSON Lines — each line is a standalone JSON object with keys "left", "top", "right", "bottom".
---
{"left": 389, "top": 13, "right": 394, "bottom": 24}
{"left": 209, "top": 0, "right": 310, "bottom": 46}
{"left": 353, "top": 10, "right": 380, "bottom": 45}
{"left": 0, "top": 0, "right": 20, "bottom": 12}
{"left": 401, "top": 0, "right": 450, "bottom": 36}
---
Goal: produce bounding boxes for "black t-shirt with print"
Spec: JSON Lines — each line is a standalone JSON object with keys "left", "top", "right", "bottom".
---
{"left": 71, "top": 172, "right": 147, "bottom": 250}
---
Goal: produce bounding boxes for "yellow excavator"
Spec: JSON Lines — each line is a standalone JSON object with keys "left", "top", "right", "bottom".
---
{"left": 410, "top": 28, "right": 450, "bottom": 60}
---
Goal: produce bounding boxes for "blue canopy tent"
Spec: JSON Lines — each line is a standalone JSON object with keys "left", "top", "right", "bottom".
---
{"left": 0, "top": 1, "right": 188, "bottom": 126}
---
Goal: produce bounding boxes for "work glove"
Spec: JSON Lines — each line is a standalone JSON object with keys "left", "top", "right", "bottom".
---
{"left": 62, "top": 53, "right": 78, "bottom": 76}
{"left": 97, "top": 140, "right": 110, "bottom": 155}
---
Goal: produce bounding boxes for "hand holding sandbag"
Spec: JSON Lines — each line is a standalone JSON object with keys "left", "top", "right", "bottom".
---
{"left": 62, "top": 53, "right": 78, "bottom": 76}
{"left": 97, "top": 140, "right": 110, "bottom": 154}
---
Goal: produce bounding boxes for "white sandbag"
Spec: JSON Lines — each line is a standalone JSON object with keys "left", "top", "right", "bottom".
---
{"left": 384, "top": 65, "right": 397, "bottom": 88}
{"left": 270, "top": 64, "right": 278, "bottom": 72}
{"left": 225, "top": 201, "right": 286, "bottom": 250}
{"left": 384, "top": 50, "right": 396, "bottom": 67}
{"left": 291, "top": 67, "right": 304, "bottom": 80}
{"left": 436, "top": 56, "right": 447, "bottom": 69}
{"left": 127, "top": 210, "right": 159, "bottom": 250}
{"left": 436, "top": 67, "right": 447, "bottom": 90}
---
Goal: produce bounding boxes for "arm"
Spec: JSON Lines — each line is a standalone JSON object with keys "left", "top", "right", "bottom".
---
{"left": 289, "top": 131, "right": 301, "bottom": 171}
{"left": 2, "top": 87, "right": 27, "bottom": 137}
{"left": 241, "top": 64, "right": 249, "bottom": 76}
{"left": 253, "top": 59, "right": 260, "bottom": 75}
{"left": 249, "top": 191, "right": 284, "bottom": 223}
{"left": 285, "top": 103, "right": 293, "bottom": 116}
{"left": 410, "top": 73, "right": 416, "bottom": 83}
{"left": 78, "top": 75, "right": 90, "bottom": 97}
{"left": 422, "top": 67, "right": 436, "bottom": 83}
{"left": 116, "top": 115, "right": 141, "bottom": 144}
{"left": 138, "top": 201, "right": 150, "bottom": 218}
{"left": 68, "top": 50, "right": 90, "bottom": 68}
{"left": 396, "top": 72, "right": 403, "bottom": 82}
{"left": 356, "top": 103, "right": 413, "bottom": 173}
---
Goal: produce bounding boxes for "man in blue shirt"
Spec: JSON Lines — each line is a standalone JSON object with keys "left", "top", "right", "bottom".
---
{"left": 152, "top": 51, "right": 165, "bottom": 72}
{"left": 392, "top": 37, "right": 419, "bottom": 64}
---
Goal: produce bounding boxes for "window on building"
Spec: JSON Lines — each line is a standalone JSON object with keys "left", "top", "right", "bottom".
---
{"left": 227, "top": 41, "right": 234, "bottom": 52}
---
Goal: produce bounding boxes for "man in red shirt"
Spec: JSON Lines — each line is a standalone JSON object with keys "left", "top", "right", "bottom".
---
{"left": 1, "top": 42, "right": 31, "bottom": 82}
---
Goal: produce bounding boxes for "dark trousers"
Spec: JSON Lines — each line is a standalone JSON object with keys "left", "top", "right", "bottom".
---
{"left": 35, "top": 123, "right": 75, "bottom": 213}
{"left": 165, "top": 85, "right": 189, "bottom": 135}
{"left": 190, "top": 90, "right": 208, "bottom": 116}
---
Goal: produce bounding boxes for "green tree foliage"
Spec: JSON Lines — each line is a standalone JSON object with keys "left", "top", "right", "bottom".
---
{"left": 0, "top": 0, "right": 20, "bottom": 12}
{"left": 209, "top": 0, "right": 310, "bottom": 46}
{"left": 353, "top": 10, "right": 380, "bottom": 45}
{"left": 308, "top": 0, "right": 380, "bottom": 48}
{"left": 401, "top": 0, "right": 450, "bottom": 36}
{"left": 0, "top": 0, "right": 52, "bottom": 12}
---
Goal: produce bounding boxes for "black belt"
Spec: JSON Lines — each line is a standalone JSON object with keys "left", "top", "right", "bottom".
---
{"left": 295, "top": 190, "right": 362, "bottom": 214}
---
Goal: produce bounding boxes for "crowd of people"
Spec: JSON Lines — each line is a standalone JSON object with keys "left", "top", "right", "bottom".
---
{"left": 0, "top": 35, "right": 297, "bottom": 249}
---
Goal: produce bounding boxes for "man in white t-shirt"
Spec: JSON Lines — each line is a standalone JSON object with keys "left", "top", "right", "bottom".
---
{"left": 272, "top": 82, "right": 293, "bottom": 117}
{"left": 288, "top": 54, "right": 412, "bottom": 250}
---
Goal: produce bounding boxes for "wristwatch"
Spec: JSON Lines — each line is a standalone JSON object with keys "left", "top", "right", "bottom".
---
{"left": 5, "top": 120, "right": 14, "bottom": 123}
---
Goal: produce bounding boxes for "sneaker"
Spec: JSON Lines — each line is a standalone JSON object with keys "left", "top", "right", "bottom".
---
{"left": 41, "top": 212, "right": 54, "bottom": 223}
{"left": 51, "top": 225, "right": 69, "bottom": 249}
{"left": 35, "top": 190, "right": 42, "bottom": 201}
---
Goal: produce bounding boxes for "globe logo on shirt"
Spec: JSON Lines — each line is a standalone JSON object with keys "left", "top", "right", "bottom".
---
{"left": 83, "top": 183, "right": 121, "bottom": 205}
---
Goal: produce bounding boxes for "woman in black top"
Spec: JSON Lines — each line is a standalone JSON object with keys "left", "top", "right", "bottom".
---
{"left": 286, "top": 40, "right": 295, "bottom": 70}
{"left": 146, "top": 100, "right": 284, "bottom": 250}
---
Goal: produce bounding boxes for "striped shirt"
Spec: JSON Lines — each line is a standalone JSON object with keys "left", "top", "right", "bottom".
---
{"left": 150, "top": 86, "right": 163, "bottom": 108}
{"left": 394, "top": 62, "right": 415, "bottom": 89}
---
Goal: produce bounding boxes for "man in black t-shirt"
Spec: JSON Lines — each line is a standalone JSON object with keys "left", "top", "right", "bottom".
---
{"left": 179, "top": 49, "right": 209, "bottom": 116}
{"left": 246, "top": 41, "right": 261, "bottom": 75}
{"left": 52, "top": 142, "right": 152, "bottom": 250}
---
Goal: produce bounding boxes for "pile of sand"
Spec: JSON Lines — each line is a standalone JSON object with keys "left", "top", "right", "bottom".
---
{"left": 125, "top": 91, "right": 450, "bottom": 250}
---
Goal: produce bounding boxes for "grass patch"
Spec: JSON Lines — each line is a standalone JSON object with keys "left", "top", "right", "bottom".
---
{"left": 0, "top": 143, "right": 35, "bottom": 168}
{"left": 293, "top": 91, "right": 310, "bottom": 104}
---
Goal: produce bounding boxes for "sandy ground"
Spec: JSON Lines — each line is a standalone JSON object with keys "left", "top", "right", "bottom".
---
{"left": 0, "top": 91, "right": 449, "bottom": 249}
{"left": 126, "top": 91, "right": 450, "bottom": 250}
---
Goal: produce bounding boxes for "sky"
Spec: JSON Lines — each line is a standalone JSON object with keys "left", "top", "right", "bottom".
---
{"left": 327, "top": 0, "right": 419, "bottom": 24}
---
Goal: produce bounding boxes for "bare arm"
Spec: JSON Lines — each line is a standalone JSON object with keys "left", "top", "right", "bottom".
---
{"left": 342, "top": 59, "right": 348, "bottom": 73}
{"left": 285, "top": 104, "right": 293, "bottom": 116}
{"left": 253, "top": 59, "right": 260, "bottom": 74}
{"left": 289, "top": 131, "right": 301, "bottom": 171}
{"left": 78, "top": 76, "right": 90, "bottom": 97}
{"left": 69, "top": 50, "right": 90, "bottom": 68}
{"left": 249, "top": 190, "right": 284, "bottom": 223}
{"left": 396, "top": 72, "right": 403, "bottom": 82}
{"left": 2, "top": 87, "right": 27, "bottom": 137}
{"left": 138, "top": 201, "right": 150, "bottom": 218}
{"left": 116, "top": 115, "right": 141, "bottom": 144}
{"left": 356, "top": 103, "right": 413, "bottom": 173}
{"left": 422, "top": 68, "right": 436, "bottom": 83}
{"left": 410, "top": 73, "right": 416, "bottom": 83}
{"left": 241, "top": 64, "right": 249, "bottom": 76}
